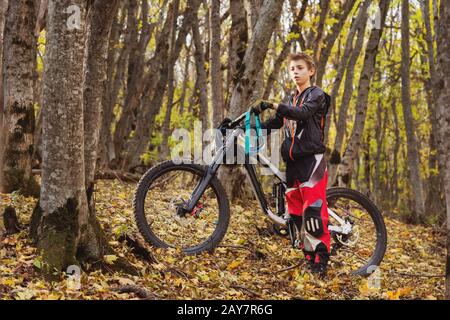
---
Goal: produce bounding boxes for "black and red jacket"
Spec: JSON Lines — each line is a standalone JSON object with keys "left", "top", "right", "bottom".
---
{"left": 261, "top": 86, "right": 330, "bottom": 159}
{"left": 260, "top": 86, "right": 330, "bottom": 186}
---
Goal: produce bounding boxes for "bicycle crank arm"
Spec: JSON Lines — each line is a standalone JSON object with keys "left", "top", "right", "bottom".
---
{"left": 328, "top": 222, "right": 352, "bottom": 235}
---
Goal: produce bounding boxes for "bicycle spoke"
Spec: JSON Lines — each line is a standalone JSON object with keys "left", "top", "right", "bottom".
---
{"left": 327, "top": 192, "right": 381, "bottom": 274}
{"left": 143, "top": 169, "right": 220, "bottom": 249}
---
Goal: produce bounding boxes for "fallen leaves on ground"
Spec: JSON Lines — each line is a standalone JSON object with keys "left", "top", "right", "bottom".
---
{"left": 0, "top": 179, "right": 445, "bottom": 300}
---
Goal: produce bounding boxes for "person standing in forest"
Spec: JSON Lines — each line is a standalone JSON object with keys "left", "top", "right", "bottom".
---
{"left": 252, "top": 52, "right": 331, "bottom": 276}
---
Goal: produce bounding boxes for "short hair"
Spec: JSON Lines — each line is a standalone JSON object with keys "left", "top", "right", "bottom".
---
{"left": 288, "top": 52, "right": 316, "bottom": 73}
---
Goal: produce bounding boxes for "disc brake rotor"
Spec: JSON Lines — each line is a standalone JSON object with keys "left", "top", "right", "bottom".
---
{"left": 336, "top": 223, "right": 360, "bottom": 247}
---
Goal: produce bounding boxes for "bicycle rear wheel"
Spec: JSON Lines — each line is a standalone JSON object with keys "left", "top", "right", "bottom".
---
{"left": 326, "top": 187, "right": 387, "bottom": 276}
{"left": 133, "top": 160, "right": 230, "bottom": 254}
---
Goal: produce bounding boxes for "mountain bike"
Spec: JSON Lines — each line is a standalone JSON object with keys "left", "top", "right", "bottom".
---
{"left": 133, "top": 110, "right": 387, "bottom": 276}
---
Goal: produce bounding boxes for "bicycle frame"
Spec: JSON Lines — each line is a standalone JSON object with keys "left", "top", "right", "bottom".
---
{"left": 182, "top": 123, "right": 351, "bottom": 235}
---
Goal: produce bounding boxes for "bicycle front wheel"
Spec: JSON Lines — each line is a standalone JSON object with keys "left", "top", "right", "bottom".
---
{"left": 133, "top": 160, "right": 230, "bottom": 254}
{"left": 326, "top": 187, "right": 387, "bottom": 276}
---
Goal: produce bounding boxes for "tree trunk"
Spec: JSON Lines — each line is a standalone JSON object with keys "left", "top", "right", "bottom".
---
{"left": 160, "top": 0, "right": 181, "bottom": 160}
{"left": 421, "top": 0, "right": 445, "bottom": 220}
{"left": 0, "top": 0, "right": 39, "bottom": 196}
{"left": 247, "top": 0, "right": 265, "bottom": 102}
{"left": 373, "top": 98, "right": 387, "bottom": 205}
{"left": 83, "top": 0, "right": 119, "bottom": 196}
{"left": 434, "top": 0, "right": 450, "bottom": 300}
{"left": 225, "top": 0, "right": 247, "bottom": 115}
{"left": 110, "top": 0, "right": 138, "bottom": 165}
{"left": 420, "top": 49, "right": 444, "bottom": 220}
{"left": 179, "top": 43, "right": 192, "bottom": 114}
{"left": 400, "top": 0, "right": 425, "bottom": 222}
{"left": 30, "top": 0, "right": 134, "bottom": 275}
{"left": 31, "top": 0, "right": 90, "bottom": 272}
{"left": 188, "top": 76, "right": 199, "bottom": 114}
{"left": 328, "top": 7, "right": 369, "bottom": 186}
{"left": 363, "top": 131, "right": 371, "bottom": 196}
{"left": 97, "top": 4, "right": 125, "bottom": 169}
{"left": 390, "top": 96, "right": 400, "bottom": 207}
{"left": 32, "top": 0, "right": 46, "bottom": 167}
{"left": 191, "top": 11, "right": 209, "bottom": 130}
{"left": 202, "top": 0, "right": 210, "bottom": 64}
{"left": 315, "top": 0, "right": 357, "bottom": 88}
{"left": 262, "top": 0, "right": 308, "bottom": 100}
{"left": 323, "top": 0, "right": 370, "bottom": 145}
{"left": 210, "top": 0, "right": 223, "bottom": 128}
{"left": 0, "top": 0, "right": 7, "bottom": 122}
{"left": 312, "top": 0, "right": 330, "bottom": 63}
{"left": 336, "top": 0, "right": 390, "bottom": 187}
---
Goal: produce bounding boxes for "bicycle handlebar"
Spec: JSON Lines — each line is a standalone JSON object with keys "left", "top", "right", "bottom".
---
{"left": 227, "top": 111, "right": 248, "bottom": 129}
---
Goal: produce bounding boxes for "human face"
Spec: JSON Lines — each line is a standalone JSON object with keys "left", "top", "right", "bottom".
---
{"left": 289, "top": 59, "right": 315, "bottom": 90}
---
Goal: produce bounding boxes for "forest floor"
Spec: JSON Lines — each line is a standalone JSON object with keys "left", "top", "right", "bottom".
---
{"left": 0, "top": 179, "right": 446, "bottom": 300}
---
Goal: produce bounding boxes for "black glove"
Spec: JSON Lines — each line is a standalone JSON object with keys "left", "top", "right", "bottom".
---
{"left": 250, "top": 99, "right": 274, "bottom": 115}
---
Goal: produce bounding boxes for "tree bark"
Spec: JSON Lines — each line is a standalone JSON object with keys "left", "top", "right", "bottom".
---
{"left": 325, "top": 0, "right": 371, "bottom": 147}
{"left": 373, "top": 97, "right": 387, "bottom": 205}
{"left": 179, "top": 43, "right": 192, "bottom": 114}
{"left": 160, "top": 0, "right": 181, "bottom": 160}
{"left": 247, "top": 0, "right": 265, "bottom": 102}
{"left": 83, "top": 0, "right": 120, "bottom": 196}
{"left": 30, "top": 0, "right": 135, "bottom": 275}
{"left": 328, "top": 8, "right": 369, "bottom": 186}
{"left": 363, "top": 130, "right": 371, "bottom": 196}
{"left": 312, "top": 0, "right": 330, "bottom": 63}
{"left": 315, "top": 0, "right": 357, "bottom": 88}
{"left": 390, "top": 96, "right": 400, "bottom": 207}
{"left": 0, "top": 0, "right": 7, "bottom": 122}
{"left": 434, "top": 0, "right": 450, "bottom": 300}
{"left": 400, "top": 0, "right": 425, "bottom": 222}
{"left": 191, "top": 11, "right": 209, "bottom": 130}
{"left": 262, "top": 0, "right": 308, "bottom": 100}
{"left": 421, "top": 0, "right": 445, "bottom": 220}
{"left": 97, "top": 4, "right": 125, "bottom": 169}
{"left": 225, "top": 0, "right": 247, "bottom": 115}
{"left": 0, "top": 0, "right": 39, "bottom": 196}
{"left": 210, "top": 0, "right": 223, "bottom": 128}
{"left": 31, "top": 0, "right": 90, "bottom": 272}
{"left": 336, "top": 0, "right": 390, "bottom": 187}
{"left": 110, "top": 0, "right": 138, "bottom": 165}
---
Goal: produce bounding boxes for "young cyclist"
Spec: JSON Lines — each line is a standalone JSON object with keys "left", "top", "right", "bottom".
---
{"left": 251, "top": 52, "right": 331, "bottom": 276}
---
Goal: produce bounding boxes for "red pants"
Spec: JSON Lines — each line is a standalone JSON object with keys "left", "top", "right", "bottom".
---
{"left": 285, "top": 154, "right": 330, "bottom": 261}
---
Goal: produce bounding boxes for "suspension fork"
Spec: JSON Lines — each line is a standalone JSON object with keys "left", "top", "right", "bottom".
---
{"left": 180, "top": 128, "right": 240, "bottom": 213}
{"left": 181, "top": 163, "right": 221, "bottom": 213}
